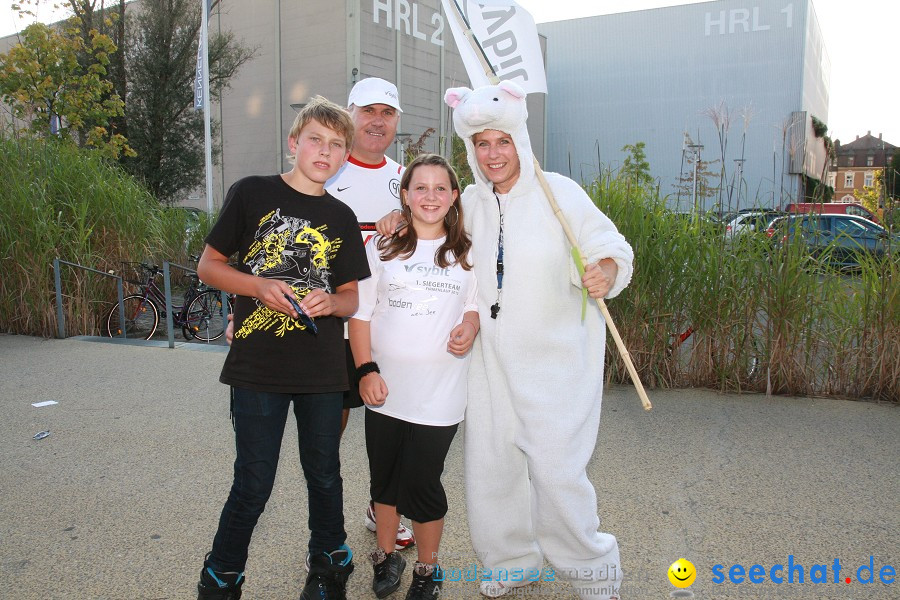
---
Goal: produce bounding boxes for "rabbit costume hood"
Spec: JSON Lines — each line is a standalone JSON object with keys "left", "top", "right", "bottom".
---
{"left": 444, "top": 80, "right": 535, "bottom": 193}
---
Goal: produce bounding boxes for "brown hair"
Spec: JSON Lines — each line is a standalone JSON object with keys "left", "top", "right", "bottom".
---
{"left": 286, "top": 96, "right": 354, "bottom": 163}
{"left": 377, "top": 154, "right": 472, "bottom": 270}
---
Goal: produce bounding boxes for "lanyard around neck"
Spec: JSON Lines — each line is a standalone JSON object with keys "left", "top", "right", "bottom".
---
{"left": 491, "top": 193, "right": 504, "bottom": 319}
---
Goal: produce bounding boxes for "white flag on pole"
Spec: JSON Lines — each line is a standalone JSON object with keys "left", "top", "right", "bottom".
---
{"left": 441, "top": 0, "right": 547, "bottom": 94}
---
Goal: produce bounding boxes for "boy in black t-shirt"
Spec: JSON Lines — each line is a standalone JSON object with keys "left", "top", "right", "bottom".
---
{"left": 195, "top": 96, "right": 370, "bottom": 600}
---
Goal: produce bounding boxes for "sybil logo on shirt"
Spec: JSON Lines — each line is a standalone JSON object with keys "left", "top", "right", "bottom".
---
{"left": 404, "top": 262, "right": 452, "bottom": 277}
{"left": 236, "top": 208, "right": 343, "bottom": 339}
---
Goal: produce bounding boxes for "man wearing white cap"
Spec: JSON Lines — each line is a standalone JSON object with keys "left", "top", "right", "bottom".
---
{"left": 325, "top": 77, "right": 417, "bottom": 555}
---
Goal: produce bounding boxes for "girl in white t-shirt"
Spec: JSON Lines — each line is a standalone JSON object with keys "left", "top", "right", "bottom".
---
{"left": 349, "top": 153, "right": 478, "bottom": 600}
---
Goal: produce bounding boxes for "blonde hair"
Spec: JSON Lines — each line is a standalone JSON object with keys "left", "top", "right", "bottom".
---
{"left": 286, "top": 96, "right": 354, "bottom": 163}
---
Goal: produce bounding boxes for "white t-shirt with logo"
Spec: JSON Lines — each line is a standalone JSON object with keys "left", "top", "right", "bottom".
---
{"left": 326, "top": 155, "right": 404, "bottom": 247}
{"left": 353, "top": 236, "right": 478, "bottom": 426}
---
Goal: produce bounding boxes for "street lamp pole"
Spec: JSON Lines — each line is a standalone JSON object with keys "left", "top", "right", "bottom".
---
{"left": 687, "top": 143, "right": 704, "bottom": 214}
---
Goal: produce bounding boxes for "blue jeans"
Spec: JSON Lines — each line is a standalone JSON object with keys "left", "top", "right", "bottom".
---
{"left": 206, "top": 387, "right": 346, "bottom": 572}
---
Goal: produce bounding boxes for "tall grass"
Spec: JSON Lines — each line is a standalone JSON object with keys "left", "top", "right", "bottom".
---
{"left": 591, "top": 169, "right": 899, "bottom": 402}
{"left": 4, "top": 133, "right": 896, "bottom": 401}
{"left": 0, "top": 135, "right": 208, "bottom": 337}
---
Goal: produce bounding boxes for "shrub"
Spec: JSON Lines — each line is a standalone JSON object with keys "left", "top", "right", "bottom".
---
{"left": 588, "top": 168, "right": 898, "bottom": 402}
{"left": 0, "top": 134, "right": 208, "bottom": 337}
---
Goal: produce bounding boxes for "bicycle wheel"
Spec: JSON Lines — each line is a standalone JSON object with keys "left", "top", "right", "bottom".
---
{"left": 185, "top": 290, "right": 230, "bottom": 342}
{"left": 106, "top": 295, "right": 160, "bottom": 339}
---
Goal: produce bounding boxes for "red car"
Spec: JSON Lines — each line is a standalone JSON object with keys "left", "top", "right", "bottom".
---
{"left": 785, "top": 202, "right": 880, "bottom": 224}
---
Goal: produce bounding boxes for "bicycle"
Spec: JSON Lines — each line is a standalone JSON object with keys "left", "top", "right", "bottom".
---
{"left": 661, "top": 313, "right": 763, "bottom": 383}
{"left": 105, "top": 260, "right": 233, "bottom": 341}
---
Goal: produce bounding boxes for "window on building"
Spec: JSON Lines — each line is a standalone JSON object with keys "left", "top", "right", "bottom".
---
{"left": 848, "top": 156, "right": 855, "bottom": 166}
{"left": 864, "top": 172, "right": 874, "bottom": 187}
{"left": 827, "top": 173, "right": 836, "bottom": 188}
{"left": 844, "top": 172, "right": 854, "bottom": 187}
{"left": 867, "top": 155, "right": 874, "bottom": 166}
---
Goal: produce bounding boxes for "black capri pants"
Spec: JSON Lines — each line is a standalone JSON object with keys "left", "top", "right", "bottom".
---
{"left": 365, "top": 408, "right": 458, "bottom": 523}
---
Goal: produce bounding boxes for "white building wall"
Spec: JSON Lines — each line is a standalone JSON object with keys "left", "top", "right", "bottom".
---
{"left": 538, "top": 0, "right": 829, "bottom": 210}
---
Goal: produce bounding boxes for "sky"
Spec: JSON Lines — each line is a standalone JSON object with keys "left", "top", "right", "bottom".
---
{"left": 2, "top": 0, "right": 897, "bottom": 146}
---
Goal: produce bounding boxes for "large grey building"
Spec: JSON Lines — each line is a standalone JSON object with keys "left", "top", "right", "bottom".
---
{"left": 537, "top": 0, "right": 830, "bottom": 211}
{"left": 198, "top": 0, "right": 546, "bottom": 208}
{"left": 3, "top": 0, "right": 827, "bottom": 213}
{"left": 0, "top": 0, "right": 547, "bottom": 209}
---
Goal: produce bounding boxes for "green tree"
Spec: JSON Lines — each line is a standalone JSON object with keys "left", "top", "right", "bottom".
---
{"left": 449, "top": 134, "right": 473, "bottom": 188}
{"left": 0, "top": 20, "right": 132, "bottom": 158}
{"left": 853, "top": 170, "right": 883, "bottom": 215}
{"left": 888, "top": 152, "right": 900, "bottom": 201}
{"left": 621, "top": 142, "right": 654, "bottom": 188}
{"left": 61, "top": 0, "right": 129, "bottom": 140}
{"left": 120, "top": 0, "right": 255, "bottom": 203}
{"left": 673, "top": 157, "right": 721, "bottom": 211}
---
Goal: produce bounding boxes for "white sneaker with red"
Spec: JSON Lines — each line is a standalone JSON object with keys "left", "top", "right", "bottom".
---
{"left": 365, "top": 501, "right": 416, "bottom": 551}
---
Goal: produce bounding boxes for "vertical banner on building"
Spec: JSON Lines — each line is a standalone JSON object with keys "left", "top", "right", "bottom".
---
{"left": 194, "top": 0, "right": 214, "bottom": 111}
{"left": 194, "top": 37, "right": 204, "bottom": 110}
{"left": 440, "top": 0, "right": 547, "bottom": 94}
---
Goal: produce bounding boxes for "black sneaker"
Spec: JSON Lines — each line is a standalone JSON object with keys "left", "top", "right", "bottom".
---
{"left": 300, "top": 544, "right": 355, "bottom": 600}
{"left": 197, "top": 564, "right": 244, "bottom": 600}
{"left": 372, "top": 549, "right": 407, "bottom": 598}
{"left": 405, "top": 563, "right": 442, "bottom": 600}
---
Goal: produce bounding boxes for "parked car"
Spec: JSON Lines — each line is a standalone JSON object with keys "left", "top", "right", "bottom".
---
{"left": 167, "top": 206, "right": 204, "bottom": 235}
{"left": 669, "top": 211, "right": 727, "bottom": 237}
{"left": 785, "top": 202, "right": 880, "bottom": 224}
{"left": 770, "top": 214, "right": 898, "bottom": 269}
{"left": 763, "top": 214, "right": 789, "bottom": 238}
{"left": 725, "top": 210, "right": 786, "bottom": 238}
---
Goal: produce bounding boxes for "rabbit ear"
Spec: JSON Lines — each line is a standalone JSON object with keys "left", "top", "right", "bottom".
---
{"left": 497, "top": 80, "right": 526, "bottom": 100}
{"left": 444, "top": 87, "right": 472, "bottom": 108}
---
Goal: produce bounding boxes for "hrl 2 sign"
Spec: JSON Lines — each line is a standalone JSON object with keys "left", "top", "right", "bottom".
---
{"left": 373, "top": 0, "right": 446, "bottom": 46}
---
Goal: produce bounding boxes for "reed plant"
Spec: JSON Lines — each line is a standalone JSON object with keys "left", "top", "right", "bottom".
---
{"left": 0, "top": 134, "right": 207, "bottom": 338}
{"left": 4, "top": 132, "right": 896, "bottom": 401}
{"left": 590, "top": 168, "right": 899, "bottom": 402}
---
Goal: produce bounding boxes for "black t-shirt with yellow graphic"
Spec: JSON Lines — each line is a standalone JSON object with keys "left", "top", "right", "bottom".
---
{"left": 206, "top": 174, "right": 370, "bottom": 393}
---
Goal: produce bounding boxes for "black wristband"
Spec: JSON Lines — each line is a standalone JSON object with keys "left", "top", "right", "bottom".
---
{"left": 356, "top": 361, "right": 380, "bottom": 382}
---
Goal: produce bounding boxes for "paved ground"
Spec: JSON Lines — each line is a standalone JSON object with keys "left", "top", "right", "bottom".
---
{"left": 0, "top": 334, "right": 897, "bottom": 600}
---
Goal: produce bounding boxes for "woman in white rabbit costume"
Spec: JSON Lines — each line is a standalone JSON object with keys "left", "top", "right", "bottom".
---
{"left": 446, "top": 81, "right": 633, "bottom": 599}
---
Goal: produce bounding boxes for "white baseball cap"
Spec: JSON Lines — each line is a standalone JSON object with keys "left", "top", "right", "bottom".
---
{"left": 348, "top": 77, "right": 403, "bottom": 112}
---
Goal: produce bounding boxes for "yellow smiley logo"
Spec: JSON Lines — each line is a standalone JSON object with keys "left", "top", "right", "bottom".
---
{"left": 668, "top": 558, "right": 697, "bottom": 588}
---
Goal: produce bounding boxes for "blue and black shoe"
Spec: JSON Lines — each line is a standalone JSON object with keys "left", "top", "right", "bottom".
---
{"left": 300, "top": 544, "right": 355, "bottom": 600}
{"left": 197, "top": 563, "right": 244, "bottom": 600}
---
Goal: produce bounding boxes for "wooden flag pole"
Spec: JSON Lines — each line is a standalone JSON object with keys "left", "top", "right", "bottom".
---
{"left": 533, "top": 165, "right": 651, "bottom": 411}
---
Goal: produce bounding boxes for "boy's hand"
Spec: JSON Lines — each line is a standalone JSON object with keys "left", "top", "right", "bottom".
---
{"left": 299, "top": 288, "right": 337, "bottom": 318}
{"left": 225, "top": 313, "right": 234, "bottom": 345}
{"left": 582, "top": 258, "right": 618, "bottom": 299}
{"left": 359, "top": 372, "right": 388, "bottom": 406}
{"left": 448, "top": 320, "right": 478, "bottom": 356}
{"left": 375, "top": 210, "right": 407, "bottom": 237}
{"left": 255, "top": 278, "right": 301, "bottom": 316}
